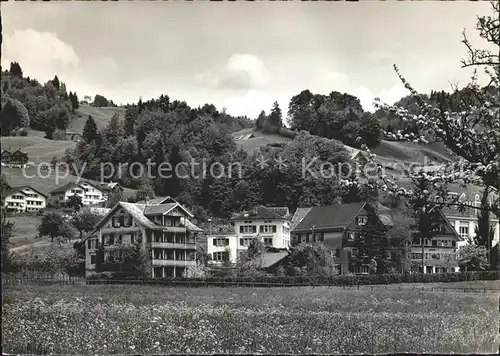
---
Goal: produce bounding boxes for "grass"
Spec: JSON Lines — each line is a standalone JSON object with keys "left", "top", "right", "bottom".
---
{"left": 2, "top": 283, "right": 498, "bottom": 354}
{"left": 7, "top": 216, "right": 41, "bottom": 249}
{"left": 71, "top": 105, "right": 126, "bottom": 133}
{"left": 232, "top": 128, "right": 293, "bottom": 154}
{"left": 1, "top": 135, "right": 76, "bottom": 164}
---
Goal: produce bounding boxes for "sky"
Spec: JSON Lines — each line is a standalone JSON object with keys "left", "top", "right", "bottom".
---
{"left": 1, "top": 1, "right": 492, "bottom": 119}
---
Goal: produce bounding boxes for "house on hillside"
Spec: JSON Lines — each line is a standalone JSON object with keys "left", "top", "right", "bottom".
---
{"left": 82, "top": 199, "right": 204, "bottom": 278}
{"left": 1, "top": 149, "right": 29, "bottom": 167}
{"left": 49, "top": 180, "right": 105, "bottom": 206}
{"left": 3, "top": 186, "right": 47, "bottom": 213}
{"left": 99, "top": 182, "right": 124, "bottom": 200}
{"left": 290, "top": 202, "right": 393, "bottom": 274}
{"left": 65, "top": 131, "right": 83, "bottom": 142}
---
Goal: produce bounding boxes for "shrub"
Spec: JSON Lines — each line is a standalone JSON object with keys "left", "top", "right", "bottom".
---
{"left": 19, "top": 128, "right": 28, "bottom": 136}
{"left": 53, "top": 129, "right": 67, "bottom": 141}
{"left": 278, "top": 127, "right": 297, "bottom": 139}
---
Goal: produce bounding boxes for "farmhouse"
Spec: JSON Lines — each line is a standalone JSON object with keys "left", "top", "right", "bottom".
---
{"left": 83, "top": 198, "right": 204, "bottom": 278}
{"left": 1, "top": 149, "right": 29, "bottom": 167}
{"left": 2, "top": 186, "right": 47, "bottom": 213}
{"left": 49, "top": 180, "right": 105, "bottom": 206}
{"left": 99, "top": 182, "right": 124, "bottom": 200}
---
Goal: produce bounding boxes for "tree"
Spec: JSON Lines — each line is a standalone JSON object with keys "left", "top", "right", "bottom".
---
{"left": 135, "top": 179, "right": 155, "bottom": 202}
{"left": 66, "top": 194, "right": 83, "bottom": 212}
{"left": 105, "top": 113, "right": 124, "bottom": 145}
{"left": 50, "top": 156, "right": 58, "bottom": 169}
{"left": 457, "top": 244, "right": 489, "bottom": 271}
{"left": 247, "top": 237, "right": 266, "bottom": 260}
{"left": 255, "top": 110, "right": 267, "bottom": 130}
{"left": 71, "top": 210, "right": 100, "bottom": 239}
{"left": 370, "top": 3, "right": 499, "bottom": 219}
{"left": 106, "top": 189, "right": 123, "bottom": 208}
{"left": 37, "top": 213, "right": 74, "bottom": 242}
{"left": 124, "top": 106, "right": 139, "bottom": 136}
{"left": 92, "top": 94, "right": 110, "bottom": 107}
{"left": 82, "top": 115, "right": 99, "bottom": 143}
{"left": 69, "top": 92, "right": 79, "bottom": 111}
{"left": 1, "top": 210, "right": 15, "bottom": 271}
{"left": 9, "top": 62, "right": 23, "bottom": 77}
{"left": 264, "top": 101, "right": 283, "bottom": 131}
{"left": 51, "top": 75, "right": 60, "bottom": 90}
{"left": 1, "top": 97, "right": 30, "bottom": 135}
{"left": 360, "top": 205, "right": 389, "bottom": 274}
{"left": 288, "top": 243, "right": 337, "bottom": 277}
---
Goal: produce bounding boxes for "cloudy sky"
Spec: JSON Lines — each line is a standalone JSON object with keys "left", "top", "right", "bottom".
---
{"left": 2, "top": 1, "right": 491, "bottom": 118}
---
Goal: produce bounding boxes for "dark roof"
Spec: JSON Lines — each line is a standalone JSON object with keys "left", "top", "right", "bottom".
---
{"left": 267, "top": 207, "right": 290, "bottom": 218}
{"left": 49, "top": 180, "right": 100, "bottom": 194}
{"left": 136, "top": 196, "right": 178, "bottom": 205}
{"left": 290, "top": 207, "right": 313, "bottom": 231}
{"left": 4, "top": 185, "right": 48, "bottom": 198}
{"left": 293, "top": 202, "right": 366, "bottom": 232}
{"left": 231, "top": 206, "right": 289, "bottom": 221}
{"left": 143, "top": 203, "right": 178, "bottom": 215}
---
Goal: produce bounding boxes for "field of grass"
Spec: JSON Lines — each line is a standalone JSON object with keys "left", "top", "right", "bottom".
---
{"left": 1, "top": 136, "right": 76, "bottom": 164}
{"left": 71, "top": 105, "right": 126, "bottom": 133}
{"left": 2, "top": 283, "right": 498, "bottom": 354}
{"left": 232, "top": 128, "right": 293, "bottom": 154}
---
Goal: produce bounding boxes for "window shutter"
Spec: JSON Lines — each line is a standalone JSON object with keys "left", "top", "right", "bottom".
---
{"left": 252, "top": 226, "right": 257, "bottom": 233}
{"left": 213, "top": 239, "right": 217, "bottom": 246}
{"left": 260, "top": 226, "right": 264, "bottom": 232}
{"left": 240, "top": 238, "right": 244, "bottom": 246}
{"left": 272, "top": 225, "right": 277, "bottom": 233}
{"left": 225, "top": 239, "right": 229, "bottom": 246}
{"left": 240, "top": 226, "right": 244, "bottom": 233}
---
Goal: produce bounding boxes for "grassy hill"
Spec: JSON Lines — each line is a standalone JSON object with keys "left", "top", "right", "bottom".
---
{"left": 232, "top": 128, "right": 293, "bottom": 154}
{"left": 1, "top": 136, "right": 76, "bottom": 164}
{"left": 70, "top": 105, "right": 126, "bottom": 133}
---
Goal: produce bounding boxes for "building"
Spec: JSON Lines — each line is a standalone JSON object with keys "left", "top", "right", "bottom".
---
{"left": 49, "top": 180, "right": 105, "bottom": 206}
{"left": 291, "top": 202, "right": 387, "bottom": 274}
{"left": 65, "top": 131, "right": 83, "bottom": 142}
{"left": 83, "top": 198, "right": 204, "bottom": 278}
{"left": 442, "top": 206, "right": 500, "bottom": 247}
{"left": 1, "top": 149, "right": 29, "bottom": 167}
{"left": 205, "top": 206, "right": 292, "bottom": 265}
{"left": 99, "top": 182, "right": 124, "bottom": 200}
{"left": 2, "top": 186, "right": 47, "bottom": 213}
{"left": 408, "top": 209, "right": 465, "bottom": 273}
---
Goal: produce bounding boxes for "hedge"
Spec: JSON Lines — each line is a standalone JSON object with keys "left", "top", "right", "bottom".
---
{"left": 87, "top": 270, "right": 499, "bottom": 286}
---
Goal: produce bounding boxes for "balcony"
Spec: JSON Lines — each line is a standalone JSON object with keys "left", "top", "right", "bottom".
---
{"left": 149, "top": 241, "right": 196, "bottom": 250}
{"left": 151, "top": 259, "right": 197, "bottom": 267}
{"left": 158, "top": 226, "right": 186, "bottom": 233}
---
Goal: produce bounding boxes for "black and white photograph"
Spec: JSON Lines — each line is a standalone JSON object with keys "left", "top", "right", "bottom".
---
{"left": 1, "top": 0, "right": 499, "bottom": 354}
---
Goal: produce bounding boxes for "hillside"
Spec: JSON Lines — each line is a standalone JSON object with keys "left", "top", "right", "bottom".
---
{"left": 1, "top": 135, "right": 76, "bottom": 164}
{"left": 232, "top": 128, "right": 293, "bottom": 154}
{"left": 231, "top": 127, "right": 453, "bottom": 165}
{"left": 70, "top": 105, "right": 127, "bottom": 133}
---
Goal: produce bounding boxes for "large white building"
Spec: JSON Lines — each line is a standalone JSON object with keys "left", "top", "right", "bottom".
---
{"left": 49, "top": 180, "right": 106, "bottom": 206}
{"left": 2, "top": 186, "right": 47, "bottom": 213}
{"left": 82, "top": 197, "right": 204, "bottom": 278}
{"left": 206, "top": 206, "right": 291, "bottom": 264}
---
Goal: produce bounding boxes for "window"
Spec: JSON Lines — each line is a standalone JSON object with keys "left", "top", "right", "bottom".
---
{"left": 213, "top": 252, "right": 227, "bottom": 261}
{"left": 213, "top": 238, "right": 229, "bottom": 247}
{"left": 351, "top": 248, "right": 358, "bottom": 256}
{"left": 90, "top": 255, "right": 96, "bottom": 264}
{"left": 356, "top": 216, "right": 368, "bottom": 226}
{"left": 240, "top": 238, "right": 252, "bottom": 247}
{"left": 240, "top": 225, "right": 256, "bottom": 234}
{"left": 335, "top": 248, "right": 341, "bottom": 258}
{"left": 315, "top": 232, "right": 324, "bottom": 242}
{"left": 260, "top": 225, "right": 277, "bottom": 233}
{"left": 432, "top": 240, "right": 437, "bottom": 246}
{"left": 459, "top": 225, "right": 469, "bottom": 239}
{"left": 347, "top": 232, "right": 356, "bottom": 240}
{"left": 263, "top": 237, "right": 273, "bottom": 246}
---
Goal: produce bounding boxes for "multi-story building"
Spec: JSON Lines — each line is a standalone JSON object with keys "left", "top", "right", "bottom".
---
{"left": 1, "top": 149, "right": 29, "bottom": 167}
{"left": 291, "top": 202, "right": 389, "bottom": 274}
{"left": 49, "top": 180, "right": 105, "bottom": 206}
{"left": 206, "top": 206, "right": 291, "bottom": 264}
{"left": 2, "top": 186, "right": 47, "bottom": 213}
{"left": 442, "top": 206, "right": 499, "bottom": 247}
{"left": 83, "top": 198, "right": 204, "bottom": 278}
{"left": 408, "top": 209, "right": 465, "bottom": 273}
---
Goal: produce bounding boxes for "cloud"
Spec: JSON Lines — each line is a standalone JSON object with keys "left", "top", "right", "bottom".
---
{"left": 353, "top": 84, "right": 409, "bottom": 112}
{"left": 2, "top": 28, "right": 121, "bottom": 100}
{"left": 1, "top": 28, "right": 80, "bottom": 80}
{"left": 197, "top": 54, "right": 270, "bottom": 91}
{"left": 223, "top": 89, "right": 290, "bottom": 119}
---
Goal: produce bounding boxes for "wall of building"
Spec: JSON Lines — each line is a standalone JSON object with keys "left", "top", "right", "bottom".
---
{"left": 206, "top": 234, "right": 238, "bottom": 264}
{"left": 233, "top": 219, "right": 291, "bottom": 249}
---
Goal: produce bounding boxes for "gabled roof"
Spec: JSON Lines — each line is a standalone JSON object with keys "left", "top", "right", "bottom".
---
{"left": 4, "top": 185, "right": 48, "bottom": 198}
{"left": 99, "top": 182, "right": 123, "bottom": 192}
{"left": 231, "top": 206, "right": 290, "bottom": 221}
{"left": 49, "top": 180, "right": 101, "bottom": 195}
{"left": 10, "top": 149, "right": 28, "bottom": 156}
{"left": 290, "top": 207, "right": 313, "bottom": 231}
{"left": 267, "top": 207, "right": 290, "bottom": 218}
{"left": 436, "top": 209, "right": 464, "bottom": 241}
{"left": 136, "top": 196, "right": 178, "bottom": 205}
{"left": 248, "top": 251, "right": 289, "bottom": 269}
{"left": 144, "top": 203, "right": 178, "bottom": 215}
{"left": 82, "top": 201, "right": 200, "bottom": 241}
{"left": 292, "top": 202, "right": 366, "bottom": 232}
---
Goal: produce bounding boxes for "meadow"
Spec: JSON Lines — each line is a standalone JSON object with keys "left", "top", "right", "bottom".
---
{"left": 2, "top": 283, "right": 498, "bottom": 354}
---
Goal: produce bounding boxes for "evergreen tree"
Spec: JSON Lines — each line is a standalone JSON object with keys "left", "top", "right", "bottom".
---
{"left": 360, "top": 205, "right": 388, "bottom": 273}
{"left": 266, "top": 101, "right": 283, "bottom": 129}
{"left": 52, "top": 75, "right": 60, "bottom": 90}
{"left": 124, "top": 106, "right": 139, "bottom": 136}
{"left": 9, "top": 62, "right": 23, "bottom": 77}
{"left": 82, "top": 115, "right": 98, "bottom": 143}
{"left": 255, "top": 110, "right": 267, "bottom": 130}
